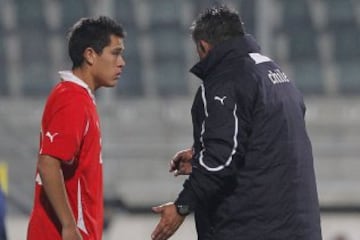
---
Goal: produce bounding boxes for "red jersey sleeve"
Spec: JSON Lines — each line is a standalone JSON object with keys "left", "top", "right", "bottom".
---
{"left": 40, "top": 93, "right": 88, "bottom": 162}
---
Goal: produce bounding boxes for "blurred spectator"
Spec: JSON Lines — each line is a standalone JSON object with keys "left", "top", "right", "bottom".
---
{"left": 0, "top": 188, "right": 7, "bottom": 240}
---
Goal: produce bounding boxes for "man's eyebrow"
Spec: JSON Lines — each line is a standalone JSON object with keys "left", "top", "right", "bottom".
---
{"left": 113, "top": 46, "right": 124, "bottom": 51}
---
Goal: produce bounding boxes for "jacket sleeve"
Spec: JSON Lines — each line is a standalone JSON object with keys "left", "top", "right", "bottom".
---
{"left": 175, "top": 74, "right": 257, "bottom": 211}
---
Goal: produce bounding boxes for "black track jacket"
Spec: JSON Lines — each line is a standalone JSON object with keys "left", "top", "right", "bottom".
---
{"left": 175, "top": 35, "right": 322, "bottom": 240}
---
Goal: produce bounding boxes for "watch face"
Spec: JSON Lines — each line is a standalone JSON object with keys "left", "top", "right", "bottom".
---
{"left": 177, "top": 205, "right": 190, "bottom": 216}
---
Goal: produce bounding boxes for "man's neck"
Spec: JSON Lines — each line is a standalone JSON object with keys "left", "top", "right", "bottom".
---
{"left": 72, "top": 67, "right": 96, "bottom": 92}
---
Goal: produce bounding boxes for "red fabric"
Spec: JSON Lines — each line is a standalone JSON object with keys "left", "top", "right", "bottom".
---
{"left": 28, "top": 81, "right": 103, "bottom": 240}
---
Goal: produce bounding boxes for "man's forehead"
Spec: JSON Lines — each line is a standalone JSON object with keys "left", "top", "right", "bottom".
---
{"left": 109, "top": 35, "right": 124, "bottom": 49}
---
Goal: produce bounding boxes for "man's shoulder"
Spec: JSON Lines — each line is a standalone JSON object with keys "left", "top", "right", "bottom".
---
{"left": 44, "top": 82, "right": 91, "bottom": 113}
{"left": 49, "top": 81, "right": 89, "bottom": 101}
{"left": 54, "top": 81, "right": 88, "bottom": 95}
{"left": 214, "top": 53, "right": 259, "bottom": 82}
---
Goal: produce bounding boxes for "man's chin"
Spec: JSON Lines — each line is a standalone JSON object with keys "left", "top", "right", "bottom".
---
{"left": 105, "top": 80, "right": 118, "bottom": 88}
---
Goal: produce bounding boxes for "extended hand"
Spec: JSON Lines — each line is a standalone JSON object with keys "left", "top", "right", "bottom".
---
{"left": 169, "top": 149, "right": 193, "bottom": 176}
{"left": 151, "top": 202, "right": 185, "bottom": 240}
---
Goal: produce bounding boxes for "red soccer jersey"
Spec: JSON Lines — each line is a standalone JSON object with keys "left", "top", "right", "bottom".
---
{"left": 27, "top": 71, "right": 103, "bottom": 240}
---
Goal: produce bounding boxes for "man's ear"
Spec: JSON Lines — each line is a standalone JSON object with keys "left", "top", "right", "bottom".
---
{"left": 198, "top": 40, "right": 212, "bottom": 55}
{"left": 83, "top": 47, "right": 96, "bottom": 65}
{"left": 198, "top": 41, "right": 205, "bottom": 53}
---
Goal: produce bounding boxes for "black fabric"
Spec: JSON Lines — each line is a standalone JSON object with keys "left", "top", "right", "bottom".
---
{"left": 175, "top": 34, "right": 322, "bottom": 240}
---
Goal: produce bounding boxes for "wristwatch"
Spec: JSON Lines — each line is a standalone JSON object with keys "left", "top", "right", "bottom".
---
{"left": 175, "top": 204, "right": 191, "bottom": 216}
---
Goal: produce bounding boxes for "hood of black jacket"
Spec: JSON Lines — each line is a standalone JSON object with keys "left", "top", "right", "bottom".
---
{"left": 190, "top": 34, "right": 261, "bottom": 80}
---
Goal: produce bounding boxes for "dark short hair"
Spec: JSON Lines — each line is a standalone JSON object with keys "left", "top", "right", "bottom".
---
{"left": 67, "top": 16, "right": 125, "bottom": 68}
{"left": 191, "top": 5, "right": 245, "bottom": 46}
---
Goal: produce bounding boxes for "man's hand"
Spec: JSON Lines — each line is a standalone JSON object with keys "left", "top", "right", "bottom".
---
{"left": 151, "top": 202, "right": 185, "bottom": 240}
{"left": 169, "top": 149, "right": 193, "bottom": 176}
{"left": 62, "top": 224, "right": 83, "bottom": 240}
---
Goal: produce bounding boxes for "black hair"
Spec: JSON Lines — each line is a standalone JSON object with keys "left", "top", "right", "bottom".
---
{"left": 191, "top": 5, "right": 245, "bottom": 46}
{"left": 67, "top": 16, "right": 125, "bottom": 68}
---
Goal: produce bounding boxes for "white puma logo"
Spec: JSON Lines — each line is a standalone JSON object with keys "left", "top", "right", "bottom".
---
{"left": 214, "top": 96, "right": 227, "bottom": 105}
{"left": 45, "top": 131, "right": 59, "bottom": 143}
{"left": 35, "top": 173, "right": 42, "bottom": 185}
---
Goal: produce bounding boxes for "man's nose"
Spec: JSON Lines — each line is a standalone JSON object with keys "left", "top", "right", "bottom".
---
{"left": 118, "top": 55, "right": 125, "bottom": 67}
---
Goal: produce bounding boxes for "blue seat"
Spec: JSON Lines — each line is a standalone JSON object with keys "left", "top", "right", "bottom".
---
{"left": 238, "top": 0, "right": 256, "bottom": 35}
{"left": 114, "top": 0, "right": 136, "bottom": 25}
{"left": 0, "top": 35, "right": 8, "bottom": 95}
{"left": 325, "top": 0, "right": 356, "bottom": 29}
{"left": 15, "top": 0, "right": 47, "bottom": 30}
{"left": 154, "top": 59, "right": 187, "bottom": 96}
{"left": 193, "top": 0, "right": 213, "bottom": 9}
{"left": 332, "top": 26, "right": 360, "bottom": 94}
{"left": 333, "top": 27, "right": 360, "bottom": 61}
{"left": 151, "top": 25, "right": 185, "bottom": 59}
{"left": 20, "top": 30, "right": 52, "bottom": 96}
{"left": 337, "top": 60, "right": 360, "bottom": 94}
{"left": 280, "top": 0, "right": 312, "bottom": 32}
{"left": 113, "top": 0, "right": 144, "bottom": 96}
{"left": 116, "top": 57, "right": 143, "bottom": 97}
{"left": 61, "top": 0, "right": 89, "bottom": 32}
{"left": 147, "top": 0, "right": 184, "bottom": 26}
{"left": 149, "top": 25, "right": 188, "bottom": 96}
{"left": 292, "top": 60, "right": 324, "bottom": 95}
{"left": 116, "top": 28, "right": 143, "bottom": 96}
{"left": 287, "top": 28, "right": 319, "bottom": 61}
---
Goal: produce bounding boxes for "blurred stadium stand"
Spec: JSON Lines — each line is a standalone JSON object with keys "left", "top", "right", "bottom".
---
{"left": 0, "top": 28, "right": 8, "bottom": 96}
{"left": 61, "top": 0, "right": 90, "bottom": 32}
{"left": 0, "top": 0, "right": 359, "bottom": 216}
{"left": 114, "top": 0, "right": 144, "bottom": 96}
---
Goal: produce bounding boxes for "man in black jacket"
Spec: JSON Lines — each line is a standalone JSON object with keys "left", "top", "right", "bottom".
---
{"left": 152, "top": 6, "right": 322, "bottom": 240}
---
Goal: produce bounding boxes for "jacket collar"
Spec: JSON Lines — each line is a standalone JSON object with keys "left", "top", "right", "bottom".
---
{"left": 190, "top": 34, "right": 261, "bottom": 80}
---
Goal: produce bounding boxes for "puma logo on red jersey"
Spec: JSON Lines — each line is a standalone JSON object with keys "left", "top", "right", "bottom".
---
{"left": 45, "top": 131, "right": 59, "bottom": 143}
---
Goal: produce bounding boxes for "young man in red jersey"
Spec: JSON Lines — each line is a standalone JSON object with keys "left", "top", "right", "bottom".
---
{"left": 27, "top": 16, "right": 125, "bottom": 240}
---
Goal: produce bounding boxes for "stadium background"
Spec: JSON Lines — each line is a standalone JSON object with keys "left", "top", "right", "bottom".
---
{"left": 0, "top": 0, "right": 359, "bottom": 239}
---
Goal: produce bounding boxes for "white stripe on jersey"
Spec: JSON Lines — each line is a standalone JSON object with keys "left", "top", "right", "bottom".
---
{"left": 84, "top": 119, "right": 90, "bottom": 137}
{"left": 77, "top": 180, "right": 88, "bottom": 235}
